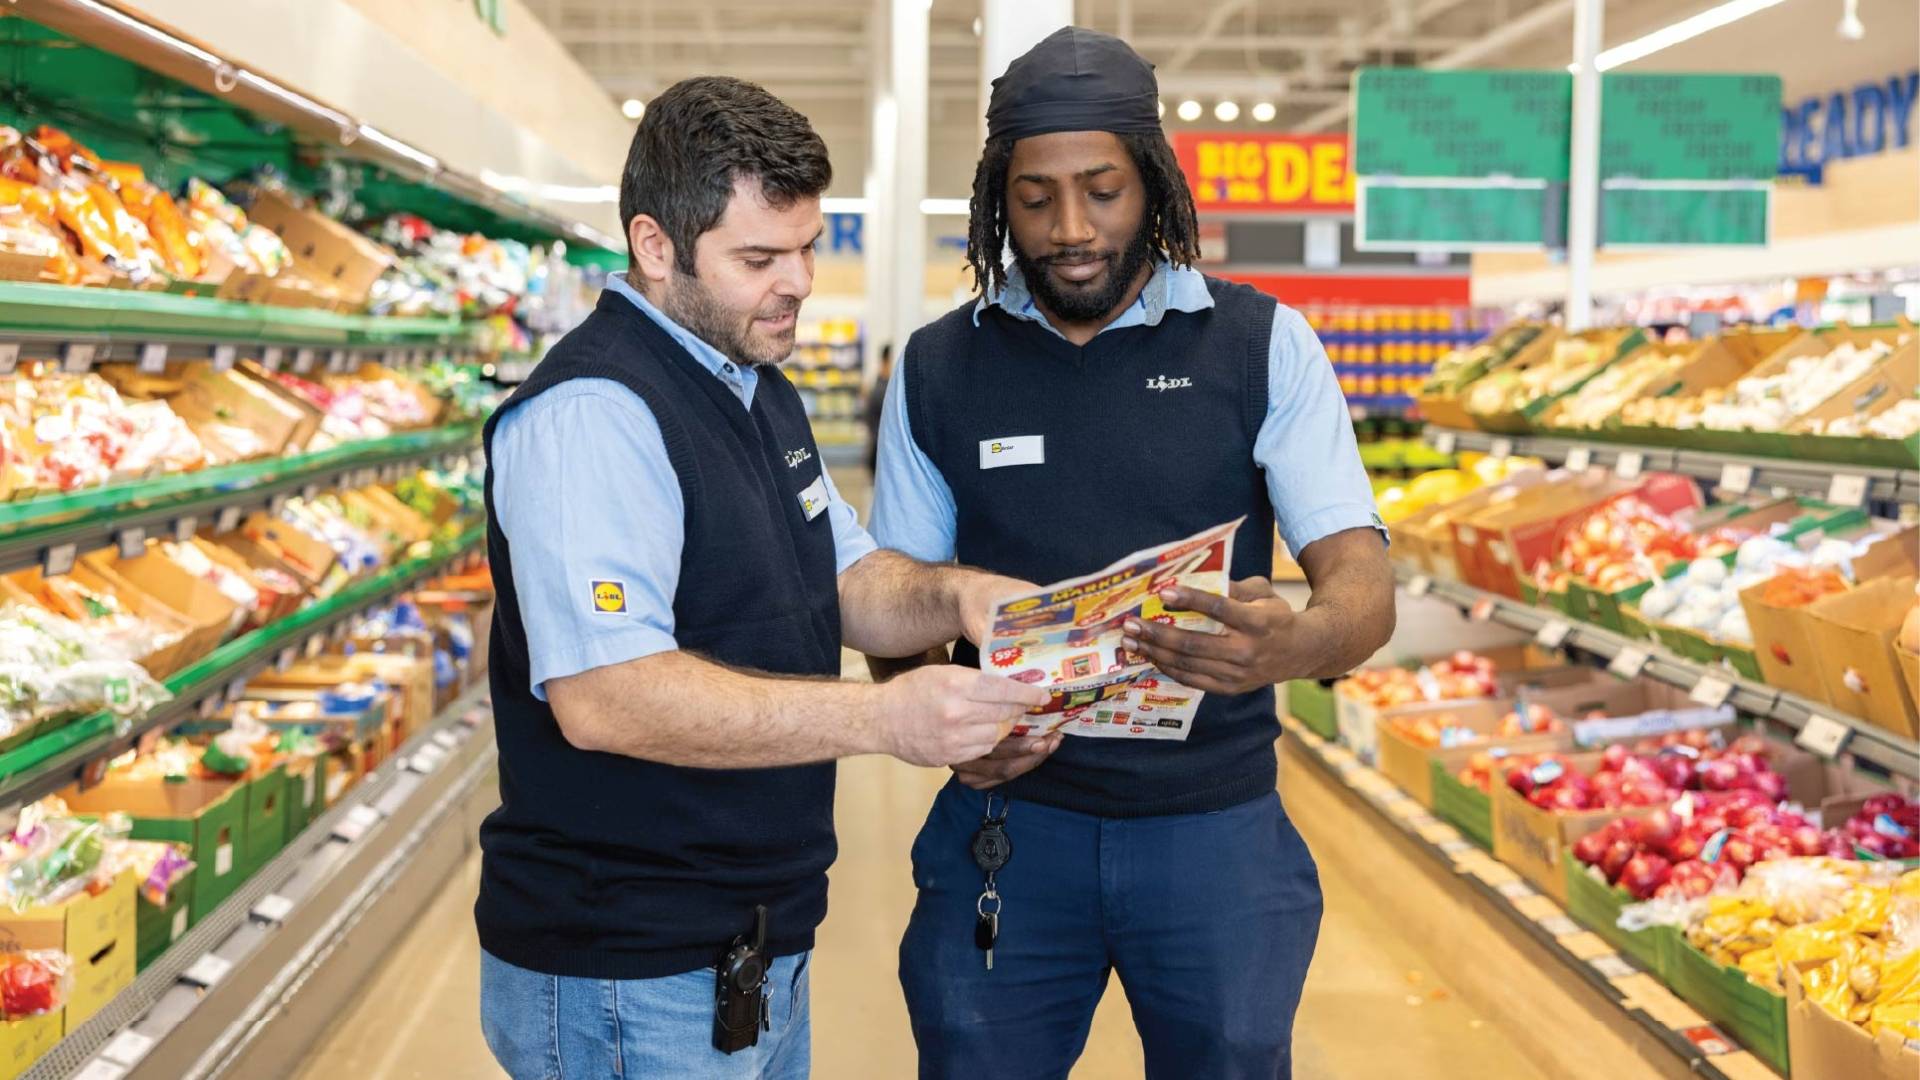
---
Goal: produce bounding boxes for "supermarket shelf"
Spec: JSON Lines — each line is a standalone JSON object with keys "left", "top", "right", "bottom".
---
{"left": 0, "top": 423, "right": 483, "bottom": 576}
{"left": 1421, "top": 426, "right": 1914, "bottom": 503}
{"left": 1394, "top": 564, "right": 1920, "bottom": 778}
{"left": 0, "top": 528, "right": 488, "bottom": 813}
{"left": 31, "top": 683, "right": 498, "bottom": 1080}
{"left": 0, "top": 282, "right": 483, "bottom": 365}
{"left": 1279, "top": 719, "right": 1756, "bottom": 1080}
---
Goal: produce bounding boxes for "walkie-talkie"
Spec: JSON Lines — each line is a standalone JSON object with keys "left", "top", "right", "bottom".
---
{"left": 713, "top": 904, "right": 771, "bottom": 1054}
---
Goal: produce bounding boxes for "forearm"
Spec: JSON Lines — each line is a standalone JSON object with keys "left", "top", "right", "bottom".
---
{"left": 547, "top": 650, "right": 884, "bottom": 768}
{"left": 838, "top": 549, "right": 981, "bottom": 658}
{"left": 1295, "top": 529, "right": 1397, "bottom": 678}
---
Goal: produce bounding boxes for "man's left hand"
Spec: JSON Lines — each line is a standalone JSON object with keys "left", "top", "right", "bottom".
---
{"left": 958, "top": 573, "right": 1037, "bottom": 647}
{"left": 1122, "top": 577, "right": 1311, "bottom": 695}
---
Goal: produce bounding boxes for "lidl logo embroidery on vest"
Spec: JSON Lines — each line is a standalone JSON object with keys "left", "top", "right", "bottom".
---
{"left": 784, "top": 448, "right": 813, "bottom": 469}
{"left": 590, "top": 580, "right": 627, "bottom": 614}
{"left": 1145, "top": 375, "right": 1192, "bottom": 392}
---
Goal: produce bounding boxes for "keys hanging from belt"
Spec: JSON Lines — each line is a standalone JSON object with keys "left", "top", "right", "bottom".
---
{"left": 971, "top": 793, "right": 1011, "bottom": 971}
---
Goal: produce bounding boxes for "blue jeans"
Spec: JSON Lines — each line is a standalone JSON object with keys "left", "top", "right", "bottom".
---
{"left": 900, "top": 782, "right": 1322, "bottom": 1080}
{"left": 480, "top": 949, "right": 811, "bottom": 1079}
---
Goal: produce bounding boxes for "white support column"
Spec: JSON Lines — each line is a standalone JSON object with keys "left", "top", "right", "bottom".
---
{"left": 864, "top": 0, "right": 897, "bottom": 385}
{"left": 888, "top": 0, "right": 930, "bottom": 363}
{"left": 979, "top": 0, "right": 1074, "bottom": 144}
{"left": 1565, "top": 0, "right": 1603, "bottom": 331}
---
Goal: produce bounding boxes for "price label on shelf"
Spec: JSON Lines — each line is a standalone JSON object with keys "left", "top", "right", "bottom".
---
{"left": 1689, "top": 674, "right": 1734, "bottom": 708}
{"left": 301, "top": 482, "right": 320, "bottom": 503}
{"left": 384, "top": 349, "right": 402, "bottom": 366}
{"left": 276, "top": 648, "right": 296, "bottom": 673}
{"left": 101, "top": 1030, "right": 156, "bottom": 1067}
{"left": 1489, "top": 437, "right": 1514, "bottom": 460}
{"left": 1718, "top": 462, "right": 1754, "bottom": 495}
{"left": 1406, "top": 575, "right": 1433, "bottom": 598}
{"left": 1827, "top": 473, "right": 1870, "bottom": 508}
{"left": 1795, "top": 715, "right": 1853, "bottom": 760}
{"left": 227, "top": 677, "right": 249, "bottom": 704}
{"left": 0, "top": 342, "right": 18, "bottom": 375}
{"left": 1468, "top": 598, "right": 1496, "bottom": 622}
{"left": 62, "top": 342, "right": 96, "bottom": 373}
{"left": 44, "top": 542, "right": 76, "bottom": 577}
{"left": 172, "top": 516, "right": 197, "bottom": 542}
{"left": 1534, "top": 619, "right": 1573, "bottom": 649}
{"left": 117, "top": 526, "right": 145, "bottom": 560}
{"left": 197, "top": 696, "right": 218, "bottom": 720}
{"left": 182, "top": 953, "right": 233, "bottom": 988}
{"left": 433, "top": 730, "right": 460, "bottom": 750}
{"left": 1589, "top": 954, "right": 1636, "bottom": 980}
{"left": 328, "top": 349, "right": 349, "bottom": 373}
{"left": 73, "top": 1061, "right": 127, "bottom": 1080}
{"left": 138, "top": 342, "right": 168, "bottom": 373}
{"left": 1432, "top": 431, "right": 1458, "bottom": 455}
{"left": 251, "top": 894, "right": 295, "bottom": 924}
{"left": 211, "top": 343, "right": 238, "bottom": 372}
{"left": 1563, "top": 446, "right": 1592, "bottom": 472}
{"left": 1608, "top": 646, "right": 1652, "bottom": 680}
{"left": 1539, "top": 915, "right": 1582, "bottom": 937}
{"left": 332, "top": 804, "right": 382, "bottom": 843}
{"left": 268, "top": 493, "right": 289, "bottom": 517}
{"left": 217, "top": 505, "right": 243, "bottom": 533}
{"left": 294, "top": 348, "right": 317, "bottom": 373}
{"left": 1614, "top": 451, "right": 1645, "bottom": 480}
{"left": 305, "top": 634, "right": 326, "bottom": 659}
{"left": 261, "top": 346, "right": 283, "bottom": 372}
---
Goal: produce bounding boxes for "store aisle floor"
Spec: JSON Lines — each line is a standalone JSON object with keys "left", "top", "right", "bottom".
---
{"left": 293, "top": 750, "right": 1542, "bottom": 1079}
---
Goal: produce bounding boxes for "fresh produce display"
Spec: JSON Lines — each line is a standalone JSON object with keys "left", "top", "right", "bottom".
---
{"left": 182, "top": 178, "right": 293, "bottom": 278}
{"left": 1806, "top": 397, "right": 1920, "bottom": 439}
{"left": 1337, "top": 651, "right": 1500, "bottom": 709}
{"left": 0, "top": 950, "right": 70, "bottom": 1018}
{"left": 1840, "top": 795, "right": 1920, "bottom": 861}
{"left": 1574, "top": 788, "right": 1836, "bottom": 900}
{"left": 1532, "top": 495, "right": 1746, "bottom": 597}
{"left": 1388, "top": 702, "right": 1564, "bottom": 749}
{"left": 1, "top": 366, "right": 209, "bottom": 494}
{"left": 0, "top": 603, "right": 171, "bottom": 738}
{"left": 1506, "top": 732, "right": 1789, "bottom": 813}
{"left": 1548, "top": 346, "right": 1692, "bottom": 430}
{"left": 366, "top": 214, "right": 533, "bottom": 320}
{"left": 1693, "top": 340, "right": 1896, "bottom": 432}
{"left": 1465, "top": 339, "right": 1605, "bottom": 414}
{"left": 1375, "top": 454, "right": 1538, "bottom": 524}
{"left": 1, "top": 808, "right": 123, "bottom": 912}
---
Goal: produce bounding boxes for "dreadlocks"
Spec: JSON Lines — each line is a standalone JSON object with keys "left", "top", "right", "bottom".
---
{"left": 964, "top": 131, "right": 1200, "bottom": 297}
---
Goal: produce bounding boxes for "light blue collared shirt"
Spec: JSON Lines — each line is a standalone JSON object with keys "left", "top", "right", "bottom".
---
{"left": 871, "top": 261, "right": 1384, "bottom": 563}
{"left": 491, "top": 273, "right": 877, "bottom": 700}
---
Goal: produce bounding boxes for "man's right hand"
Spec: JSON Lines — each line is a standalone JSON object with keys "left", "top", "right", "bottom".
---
{"left": 952, "top": 732, "right": 1063, "bottom": 790}
{"left": 877, "top": 666, "right": 1051, "bottom": 767}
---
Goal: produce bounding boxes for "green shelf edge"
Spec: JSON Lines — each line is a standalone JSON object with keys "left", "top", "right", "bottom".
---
{"left": 0, "top": 421, "right": 482, "bottom": 538}
{"left": 0, "top": 282, "right": 476, "bottom": 346}
{"left": 0, "top": 525, "right": 485, "bottom": 787}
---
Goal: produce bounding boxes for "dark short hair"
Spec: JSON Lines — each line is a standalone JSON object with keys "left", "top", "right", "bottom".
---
{"left": 619, "top": 76, "right": 831, "bottom": 275}
{"left": 965, "top": 131, "right": 1199, "bottom": 296}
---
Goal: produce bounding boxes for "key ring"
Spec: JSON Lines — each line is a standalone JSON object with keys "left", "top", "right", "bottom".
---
{"left": 983, "top": 792, "right": 1008, "bottom": 824}
{"left": 976, "top": 889, "right": 1002, "bottom": 918}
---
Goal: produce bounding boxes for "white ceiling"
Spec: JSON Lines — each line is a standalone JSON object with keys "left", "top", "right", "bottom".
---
{"left": 519, "top": 0, "right": 1911, "bottom": 197}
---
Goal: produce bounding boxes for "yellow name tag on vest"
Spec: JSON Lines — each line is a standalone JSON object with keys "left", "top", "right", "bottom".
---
{"left": 797, "top": 474, "right": 830, "bottom": 521}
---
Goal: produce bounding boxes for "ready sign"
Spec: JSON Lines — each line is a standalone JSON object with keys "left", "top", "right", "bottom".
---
{"left": 1171, "top": 133, "right": 1355, "bottom": 213}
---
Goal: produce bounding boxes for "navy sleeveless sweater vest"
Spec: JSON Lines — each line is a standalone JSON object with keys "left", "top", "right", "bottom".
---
{"left": 476, "top": 291, "right": 841, "bottom": 978}
{"left": 905, "top": 276, "right": 1279, "bottom": 818}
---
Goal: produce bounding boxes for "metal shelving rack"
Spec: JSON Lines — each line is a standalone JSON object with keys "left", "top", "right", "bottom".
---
{"left": 1422, "top": 426, "right": 1917, "bottom": 504}
{"left": 1396, "top": 565, "right": 1920, "bottom": 778}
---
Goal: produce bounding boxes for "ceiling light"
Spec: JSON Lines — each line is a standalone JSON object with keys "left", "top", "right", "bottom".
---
{"left": 1588, "top": 0, "right": 1789, "bottom": 72}
{"left": 920, "top": 198, "right": 970, "bottom": 215}
{"left": 620, "top": 98, "right": 645, "bottom": 120}
{"left": 1214, "top": 100, "right": 1240, "bottom": 122}
{"left": 1837, "top": 0, "right": 1865, "bottom": 39}
{"left": 1251, "top": 101, "right": 1277, "bottom": 123}
{"left": 820, "top": 197, "right": 873, "bottom": 214}
{"left": 1176, "top": 99, "right": 1202, "bottom": 122}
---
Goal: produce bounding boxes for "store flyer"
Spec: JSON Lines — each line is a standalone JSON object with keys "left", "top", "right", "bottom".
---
{"left": 981, "top": 518, "right": 1244, "bottom": 742}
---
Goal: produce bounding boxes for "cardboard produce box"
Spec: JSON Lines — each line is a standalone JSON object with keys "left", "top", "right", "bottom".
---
{"left": 1491, "top": 762, "right": 1663, "bottom": 905}
{"left": 4, "top": 564, "right": 195, "bottom": 679}
{"left": 234, "top": 511, "right": 339, "bottom": 589}
{"left": 1786, "top": 958, "right": 1918, "bottom": 1080}
{"left": 255, "top": 655, "right": 426, "bottom": 738}
{"left": 169, "top": 366, "right": 316, "bottom": 458}
{"left": 81, "top": 543, "right": 242, "bottom": 665}
{"left": 239, "top": 764, "right": 292, "bottom": 876}
{"left": 1561, "top": 850, "right": 1676, "bottom": 978}
{"left": 1374, "top": 698, "right": 1571, "bottom": 808}
{"left": 0, "top": 870, "right": 135, "bottom": 1032}
{"left": 134, "top": 882, "right": 190, "bottom": 972}
{"left": 1784, "top": 329, "right": 1919, "bottom": 469}
{"left": 336, "top": 363, "right": 446, "bottom": 428}
{"left": 61, "top": 775, "right": 246, "bottom": 924}
{"left": 1462, "top": 472, "right": 1700, "bottom": 600}
{"left": 1536, "top": 338, "right": 1749, "bottom": 436}
{"left": 1334, "top": 645, "right": 1581, "bottom": 764}
{"left": 1665, "top": 932, "right": 1789, "bottom": 1075}
{"left": 1465, "top": 326, "right": 1646, "bottom": 435}
{"left": 188, "top": 536, "right": 302, "bottom": 626}
{"left": 1804, "top": 575, "right": 1920, "bottom": 739}
{"left": 233, "top": 360, "right": 329, "bottom": 453}
{"left": 0, "top": 1011, "right": 61, "bottom": 1080}
{"left": 1394, "top": 468, "right": 1550, "bottom": 581}
{"left": 244, "top": 188, "right": 394, "bottom": 307}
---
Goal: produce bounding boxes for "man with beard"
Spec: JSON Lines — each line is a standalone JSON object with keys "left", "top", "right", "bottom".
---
{"left": 477, "top": 76, "right": 1048, "bottom": 1078}
{"left": 869, "top": 28, "right": 1396, "bottom": 1079}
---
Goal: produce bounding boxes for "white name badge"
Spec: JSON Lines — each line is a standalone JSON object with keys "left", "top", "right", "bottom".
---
{"left": 797, "top": 475, "right": 830, "bottom": 521}
{"left": 979, "top": 435, "right": 1045, "bottom": 470}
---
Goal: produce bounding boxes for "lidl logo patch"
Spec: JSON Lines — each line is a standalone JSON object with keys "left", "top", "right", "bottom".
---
{"left": 590, "top": 580, "right": 627, "bottom": 614}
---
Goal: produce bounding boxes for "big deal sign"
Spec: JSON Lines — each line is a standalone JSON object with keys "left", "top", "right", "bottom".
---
{"left": 1171, "top": 133, "right": 1356, "bottom": 214}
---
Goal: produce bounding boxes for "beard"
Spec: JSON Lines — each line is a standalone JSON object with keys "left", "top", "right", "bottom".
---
{"left": 1010, "top": 217, "right": 1155, "bottom": 324}
{"left": 657, "top": 271, "right": 800, "bottom": 368}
